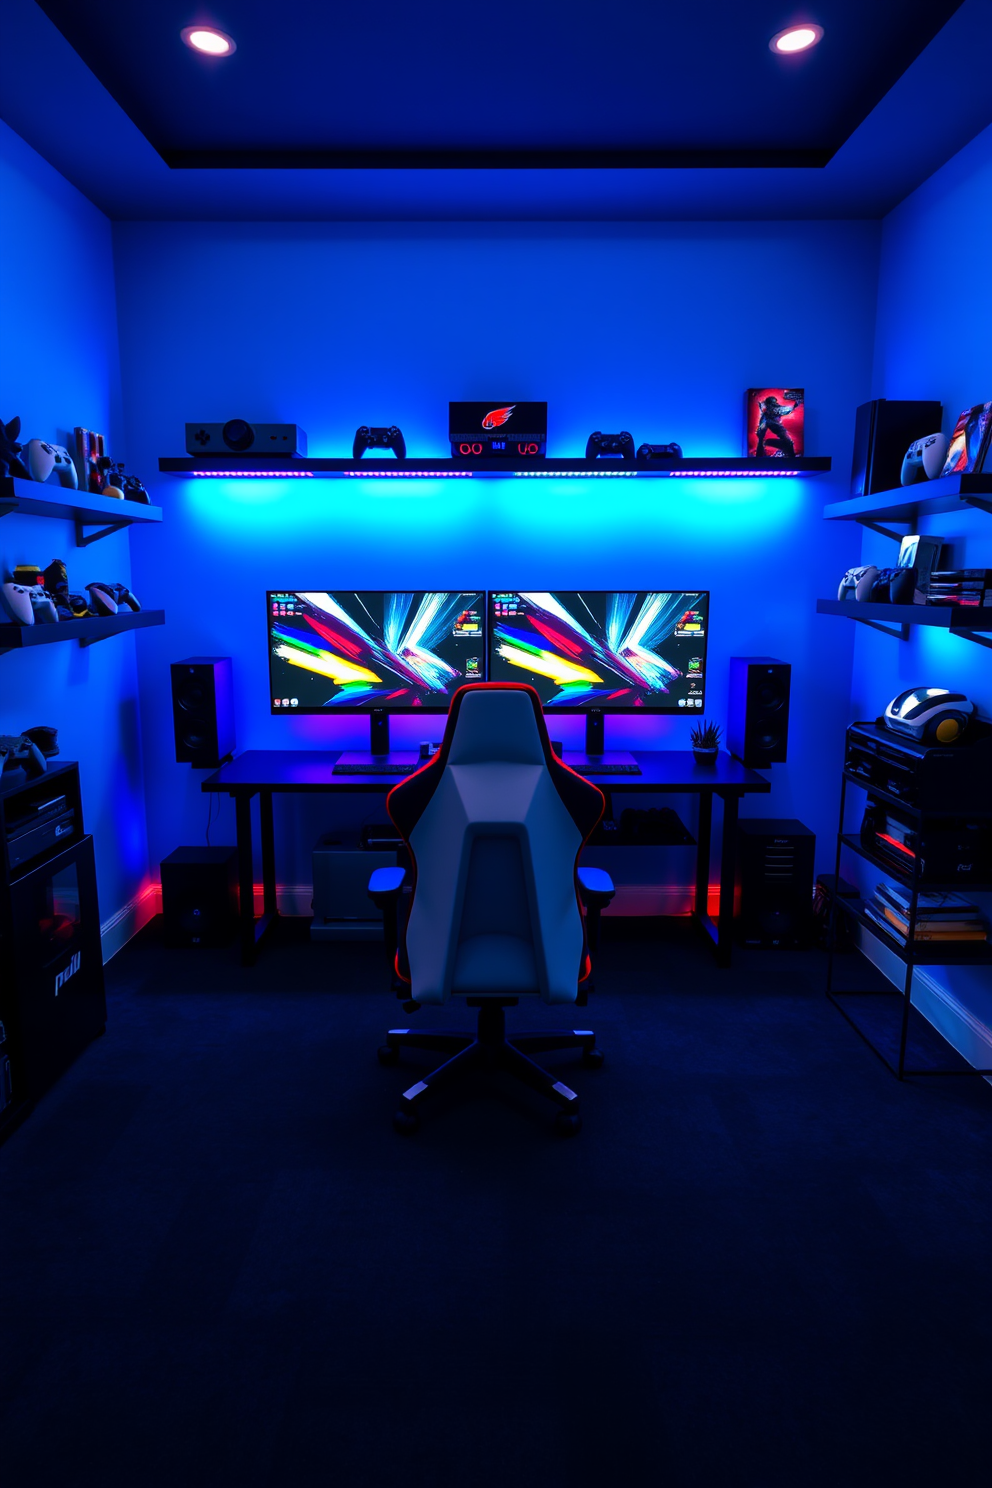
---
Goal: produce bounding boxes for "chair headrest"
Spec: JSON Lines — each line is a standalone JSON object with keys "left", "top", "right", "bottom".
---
{"left": 446, "top": 688, "right": 547, "bottom": 766}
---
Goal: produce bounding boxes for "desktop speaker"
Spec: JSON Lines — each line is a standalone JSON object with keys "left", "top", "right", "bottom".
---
{"left": 851, "top": 399, "right": 942, "bottom": 497}
{"left": 728, "top": 657, "right": 791, "bottom": 768}
{"left": 736, "top": 819, "right": 815, "bottom": 946}
{"left": 160, "top": 847, "right": 238, "bottom": 946}
{"left": 170, "top": 657, "right": 235, "bottom": 768}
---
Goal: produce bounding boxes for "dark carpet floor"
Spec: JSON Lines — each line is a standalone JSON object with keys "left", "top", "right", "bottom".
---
{"left": 2, "top": 918, "right": 991, "bottom": 1488}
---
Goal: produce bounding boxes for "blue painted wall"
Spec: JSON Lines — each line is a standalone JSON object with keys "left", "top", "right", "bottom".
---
{"left": 0, "top": 121, "right": 149, "bottom": 943}
{"left": 113, "top": 220, "right": 878, "bottom": 889}
{"left": 851, "top": 120, "right": 992, "bottom": 1048}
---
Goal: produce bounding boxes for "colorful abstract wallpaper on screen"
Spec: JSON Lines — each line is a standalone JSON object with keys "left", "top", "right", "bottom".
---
{"left": 267, "top": 591, "right": 485, "bottom": 711}
{"left": 488, "top": 591, "right": 708, "bottom": 711}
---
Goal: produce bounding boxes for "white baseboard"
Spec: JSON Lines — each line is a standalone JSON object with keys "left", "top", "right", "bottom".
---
{"left": 100, "top": 883, "right": 160, "bottom": 963}
{"left": 853, "top": 922, "right": 992, "bottom": 1079}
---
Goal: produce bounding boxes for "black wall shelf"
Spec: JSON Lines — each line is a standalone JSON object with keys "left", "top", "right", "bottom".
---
{"left": 159, "top": 456, "right": 832, "bottom": 480}
{"left": 822, "top": 473, "right": 992, "bottom": 538}
{"left": 0, "top": 476, "right": 163, "bottom": 547}
{"left": 0, "top": 610, "right": 165, "bottom": 654}
{"left": 817, "top": 598, "right": 992, "bottom": 647}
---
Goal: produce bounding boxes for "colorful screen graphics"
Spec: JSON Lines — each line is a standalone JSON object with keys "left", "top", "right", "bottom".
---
{"left": 488, "top": 591, "right": 708, "bottom": 712}
{"left": 267, "top": 592, "right": 485, "bottom": 712}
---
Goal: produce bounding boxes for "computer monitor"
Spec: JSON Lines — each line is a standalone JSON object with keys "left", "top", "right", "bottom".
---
{"left": 488, "top": 591, "right": 708, "bottom": 716}
{"left": 267, "top": 591, "right": 485, "bottom": 715}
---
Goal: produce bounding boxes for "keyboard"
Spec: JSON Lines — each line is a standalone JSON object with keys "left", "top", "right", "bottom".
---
{"left": 579, "top": 763, "right": 642, "bottom": 776}
{"left": 332, "top": 762, "right": 417, "bottom": 776}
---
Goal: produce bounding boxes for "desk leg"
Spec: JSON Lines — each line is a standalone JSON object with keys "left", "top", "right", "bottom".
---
{"left": 695, "top": 791, "right": 712, "bottom": 921}
{"left": 235, "top": 793, "right": 257, "bottom": 966}
{"left": 716, "top": 792, "right": 739, "bottom": 967}
{"left": 260, "top": 790, "right": 278, "bottom": 921}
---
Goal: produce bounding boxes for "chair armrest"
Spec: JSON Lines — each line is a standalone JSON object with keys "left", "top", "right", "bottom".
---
{"left": 368, "top": 866, "right": 407, "bottom": 905}
{"left": 577, "top": 866, "right": 615, "bottom": 908}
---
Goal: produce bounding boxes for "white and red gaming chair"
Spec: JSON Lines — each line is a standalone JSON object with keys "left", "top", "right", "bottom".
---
{"left": 369, "top": 682, "right": 614, "bottom": 1135}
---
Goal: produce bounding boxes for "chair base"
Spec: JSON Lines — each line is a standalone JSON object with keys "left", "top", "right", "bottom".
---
{"left": 378, "top": 999, "right": 602, "bottom": 1136}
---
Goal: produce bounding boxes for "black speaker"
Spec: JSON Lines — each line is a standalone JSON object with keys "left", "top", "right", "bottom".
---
{"left": 736, "top": 819, "right": 815, "bottom": 946}
{"left": 170, "top": 657, "right": 235, "bottom": 768}
{"left": 728, "top": 657, "right": 791, "bottom": 768}
{"left": 851, "top": 399, "right": 942, "bottom": 497}
{"left": 160, "top": 847, "right": 239, "bottom": 946}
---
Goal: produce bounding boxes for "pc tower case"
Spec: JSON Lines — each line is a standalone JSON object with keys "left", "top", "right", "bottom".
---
{"left": 736, "top": 818, "right": 815, "bottom": 946}
{"left": 311, "top": 833, "right": 397, "bottom": 940}
{"left": 851, "top": 399, "right": 943, "bottom": 498}
{"left": 160, "top": 846, "right": 239, "bottom": 946}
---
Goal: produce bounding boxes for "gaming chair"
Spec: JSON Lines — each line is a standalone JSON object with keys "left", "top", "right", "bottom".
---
{"left": 368, "top": 682, "right": 615, "bottom": 1135}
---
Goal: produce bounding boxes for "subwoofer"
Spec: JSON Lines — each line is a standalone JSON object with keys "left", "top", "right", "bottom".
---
{"left": 160, "top": 847, "right": 238, "bottom": 946}
{"left": 170, "top": 657, "right": 235, "bottom": 768}
{"left": 736, "top": 819, "right": 815, "bottom": 946}
{"left": 728, "top": 657, "right": 791, "bottom": 768}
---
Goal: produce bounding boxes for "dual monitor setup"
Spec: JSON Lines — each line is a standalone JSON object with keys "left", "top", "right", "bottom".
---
{"left": 267, "top": 589, "right": 708, "bottom": 773}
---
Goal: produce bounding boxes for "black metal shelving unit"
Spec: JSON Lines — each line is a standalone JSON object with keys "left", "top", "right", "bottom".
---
{"left": 826, "top": 768, "right": 992, "bottom": 1079}
{"left": 0, "top": 610, "right": 165, "bottom": 655}
{"left": 0, "top": 476, "right": 162, "bottom": 547}
{"left": 159, "top": 455, "right": 832, "bottom": 480}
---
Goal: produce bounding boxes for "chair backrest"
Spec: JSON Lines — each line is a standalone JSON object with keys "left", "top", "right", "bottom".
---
{"left": 387, "top": 684, "right": 604, "bottom": 1005}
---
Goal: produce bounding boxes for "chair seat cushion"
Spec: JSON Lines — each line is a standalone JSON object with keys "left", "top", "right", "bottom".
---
{"left": 452, "top": 933, "right": 539, "bottom": 993}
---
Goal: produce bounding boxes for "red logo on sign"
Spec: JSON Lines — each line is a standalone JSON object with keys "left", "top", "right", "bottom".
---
{"left": 482, "top": 405, "right": 515, "bottom": 430}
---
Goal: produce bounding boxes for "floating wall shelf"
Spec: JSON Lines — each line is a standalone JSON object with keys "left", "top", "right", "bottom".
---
{"left": 0, "top": 476, "right": 163, "bottom": 547}
{"left": 817, "top": 598, "right": 992, "bottom": 647}
{"left": 822, "top": 473, "right": 992, "bottom": 538}
{"left": 159, "top": 456, "right": 832, "bottom": 480}
{"left": 0, "top": 609, "right": 165, "bottom": 655}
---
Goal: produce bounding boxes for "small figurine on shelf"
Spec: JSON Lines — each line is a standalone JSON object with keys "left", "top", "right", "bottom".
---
{"left": 691, "top": 719, "right": 722, "bottom": 766}
{"left": 1, "top": 416, "right": 29, "bottom": 480}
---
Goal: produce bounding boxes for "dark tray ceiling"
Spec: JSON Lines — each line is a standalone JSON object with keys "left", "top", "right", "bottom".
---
{"left": 36, "top": 0, "right": 963, "bottom": 168}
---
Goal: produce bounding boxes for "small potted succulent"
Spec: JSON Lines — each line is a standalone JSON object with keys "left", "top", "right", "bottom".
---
{"left": 691, "top": 718, "right": 722, "bottom": 766}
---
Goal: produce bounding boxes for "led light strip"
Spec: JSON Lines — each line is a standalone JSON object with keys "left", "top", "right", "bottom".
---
{"left": 513, "top": 469, "right": 638, "bottom": 477}
{"left": 344, "top": 470, "right": 474, "bottom": 478}
{"left": 191, "top": 469, "right": 314, "bottom": 477}
{"left": 668, "top": 469, "right": 795, "bottom": 477}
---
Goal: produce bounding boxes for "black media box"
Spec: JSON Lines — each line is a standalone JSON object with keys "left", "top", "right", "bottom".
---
{"left": 449, "top": 401, "right": 547, "bottom": 458}
{"left": 161, "top": 846, "right": 238, "bottom": 946}
{"left": 851, "top": 399, "right": 942, "bottom": 497}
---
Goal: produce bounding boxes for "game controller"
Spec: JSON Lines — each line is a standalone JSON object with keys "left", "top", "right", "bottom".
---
{"left": 0, "top": 734, "right": 47, "bottom": 778}
{"left": 586, "top": 431, "right": 635, "bottom": 462}
{"left": 838, "top": 565, "right": 878, "bottom": 602}
{"left": 22, "top": 438, "right": 78, "bottom": 489}
{"left": 636, "top": 442, "right": 683, "bottom": 461}
{"left": 866, "top": 566, "right": 917, "bottom": 605}
{"left": 900, "top": 432, "right": 948, "bottom": 486}
{"left": 353, "top": 425, "right": 406, "bottom": 460}
{"left": 1, "top": 583, "right": 37, "bottom": 625}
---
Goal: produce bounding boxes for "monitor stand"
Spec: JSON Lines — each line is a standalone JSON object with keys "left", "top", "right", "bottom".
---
{"left": 335, "top": 710, "right": 418, "bottom": 770}
{"left": 562, "top": 710, "right": 638, "bottom": 772}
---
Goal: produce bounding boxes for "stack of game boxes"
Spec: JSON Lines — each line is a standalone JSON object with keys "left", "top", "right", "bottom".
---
{"left": 926, "top": 569, "right": 992, "bottom": 609}
{"left": 864, "top": 883, "right": 988, "bottom": 944}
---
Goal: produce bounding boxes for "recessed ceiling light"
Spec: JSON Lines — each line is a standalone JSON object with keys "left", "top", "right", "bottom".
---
{"left": 769, "top": 23, "right": 823, "bottom": 54}
{"left": 181, "top": 25, "right": 236, "bottom": 57}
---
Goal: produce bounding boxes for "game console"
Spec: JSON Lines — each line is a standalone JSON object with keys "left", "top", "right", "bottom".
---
{"left": 837, "top": 565, "right": 878, "bottom": 601}
{"left": 900, "top": 432, "right": 948, "bottom": 485}
{"left": 883, "top": 687, "right": 975, "bottom": 745}
{"left": 845, "top": 718, "right": 992, "bottom": 814}
{"left": 586, "top": 431, "right": 635, "bottom": 462}
{"left": 353, "top": 425, "right": 406, "bottom": 460}
{"left": 449, "top": 402, "right": 547, "bottom": 459}
{"left": 636, "top": 442, "right": 683, "bottom": 461}
{"left": 185, "top": 421, "right": 307, "bottom": 456}
{"left": 22, "top": 439, "right": 77, "bottom": 489}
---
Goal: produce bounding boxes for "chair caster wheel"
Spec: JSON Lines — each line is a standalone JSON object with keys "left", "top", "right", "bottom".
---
{"left": 377, "top": 1045, "right": 399, "bottom": 1066}
{"left": 401, "top": 999, "right": 421, "bottom": 1014}
{"left": 393, "top": 1108, "right": 419, "bottom": 1134}
{"left": 582, "top": 1047, "right": 604, "bottom": 1069}
{"left": 554, "top": 1110, "right": 582, "bottom": 1137}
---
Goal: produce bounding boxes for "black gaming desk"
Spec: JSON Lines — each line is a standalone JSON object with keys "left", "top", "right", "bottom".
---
{"left": 202, "top": 750, "right": 770, "bottom": 966}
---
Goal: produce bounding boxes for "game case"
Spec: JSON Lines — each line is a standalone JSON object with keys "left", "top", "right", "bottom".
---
{"left": 745, "top": 388, "right": 804, "bottom": 459}
{"left": 940, "top": 401, "right": 992, "bottom": 476}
